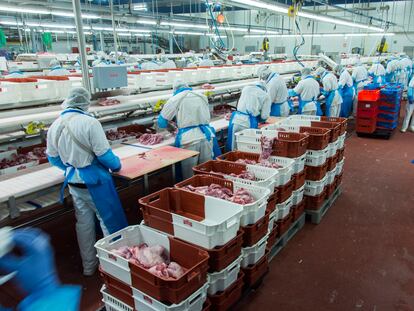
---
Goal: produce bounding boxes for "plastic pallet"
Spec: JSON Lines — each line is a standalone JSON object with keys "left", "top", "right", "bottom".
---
{"left": 267, "top": 213, "right": 306, "bottom": 261}
{"left": 356, "top": 127, "right": 395, "bottom": 140}
{"left": 305, "top": 187, "right": 342, "bottom": 224}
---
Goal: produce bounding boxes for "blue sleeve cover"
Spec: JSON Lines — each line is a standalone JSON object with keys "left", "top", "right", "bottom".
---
{"left": 157, "top": 114, "right": 169, "bottom": 129}
{"left": 97, "top": 149, "right": 121, "bottom": 172}
{"left": 19, "top": 285, "right": 81, "bottom": 311}
{"left": 47, "top": 155, "right": 67, "bottom": 171}
{"left": 288, "top": 89, "right": 297, "bottom": 97}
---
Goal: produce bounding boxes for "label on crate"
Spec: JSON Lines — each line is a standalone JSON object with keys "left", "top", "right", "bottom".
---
{"left": 143, "top": 296, "right": 153, "bottom": 304}
{"left": 183, "top": 219, "right": 193, "bottom": 227}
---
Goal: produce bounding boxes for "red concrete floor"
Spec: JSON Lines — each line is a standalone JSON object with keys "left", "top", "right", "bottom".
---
{"left": 1, "top": 125, "right": 413, "bottom": 311}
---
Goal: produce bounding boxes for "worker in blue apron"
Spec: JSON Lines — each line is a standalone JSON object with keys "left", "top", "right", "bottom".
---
{"left": 257, "top": 65, "right": 290, "bottom": 117}
{"left": 226, "top": 81, "right": 271, "bottom": 151}
{"left": 158, "top": 79, "right": 221, "bottom": 179}
{"left": 288, "top": 67, "right": 322, "bottom": 116}
{"left": 335, "top": 65, "right": 354, "bottom": 117}
{"left": 385, "top": 57, "right": 400, "bottom": 83}
{"left": 315, "top": 67, "right": 342, "bottom": 117}
{"left": 46, "top": 87, "right": 127, "bottom": 276}
{"left": 368, "top": 61, "right": 386, "bottom": 85}
{"left": 0, "top": 228, "right": 81, "bottom": 310}
{"left": 48, "top": 59, "right": 70, "bottom": 76}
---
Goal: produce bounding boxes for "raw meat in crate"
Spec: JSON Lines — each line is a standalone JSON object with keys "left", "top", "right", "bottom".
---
{"left": 183, "top": 183, "right": 254, "bottom": 204}
{"left": 138, "top": 133, "right": 164, "bottom": 145}
{"left": 230, "top": 170, "right": 256, "bottom": 180}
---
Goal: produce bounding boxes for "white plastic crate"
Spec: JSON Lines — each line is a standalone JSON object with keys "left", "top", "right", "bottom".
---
{"left": 292, "top": 186, "right": 305, "bottom": 206}
{"left": 292, "top": 154, "right": 306, "bottom": 174}
{"left": 337, "top": 133, "right": 346, "bottom": 149}
{"left": 235, "top": 129, "right": 285, "bottom": 154}
{"left": 304, "top": 175, "right": 328, "bottom": 197}
{"left": 306, "top": 147, "right": 329, "bottom": 167}
{"left": 101, "top": 285, "right": 133, "bottom": 311}
{"left": 223, "top": 164, "right": 278, "bottom": 195}
{"left": 207, "top": 255, "right": 242, "bottom": 295}
{"left": 0, "top": 82, "right": 21, "bottom": 105}
{"left": 327, "top": 142, "right": 338, "bottom": 158}
{"left": 268, "top": 208, "right": 277, "bottom": 233}
{"left": 264, "top": 156, "right": 295, "bottom": 187}
{"left": 336, "top": 158, "right": 345, "bottom": 176}
{"left": 29, "top": 80, "right": 56, "bottom": 102}
{"left": 327, "top": 169, "right": 336, "bottom": 185}
{"left": 132, "top": 283, "right": 208, "bottom": 311}
{"left": 241, "top": 233, "right": 268, "bottom": 268}
{"left": 276, "top": 196, "right": 293, "bottom": 220}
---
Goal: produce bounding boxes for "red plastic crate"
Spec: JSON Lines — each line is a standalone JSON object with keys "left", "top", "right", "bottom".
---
{"left": 208, "top": 272, "right": 244, "bottom": 311}
{"left": 309, "top": 121, "right": 341, "bottom": 143}
{"left": 319, "top": 117, "right": 348, "bottom": 135}
{"left": 241, "top": 252, "right": 269, "bottom": 288}
{"left": 242, "top": 210, "right": 270, "bottom": 247}
{"left": 292, "top": 168, "right": 306, "bottom": 190}
{"left": 326, "top": 152, "right": 339, "bottom": 172}
{"left": 305, "top": 162, "right": 328, "bottom": 181}
{"left": 100, "top": 269, "right": 134, "bottom": 308}
{"left": 305, "top": 188, "right": 327, "bottom": 210}
{"left": 357, "top": 101, "right": 378, "bottom": 118}
{"left": 338, "top": 148, "right": 345, "bottom": 162}
{"left": 358, "top": 89, "right": 381, "bottom": 102}
{"left": 356, "top": 117, "right": 377, "bottom": 133}
{"left": 266, "top": 222, "right": 278, "bottom": 251}
{"left": 276, "top": 211, "right": 292, "bottom": 237}
{"left": 292, "top": 200, "right": 305, "bottom": 222}
{"left": 271, "top": 132, "right": 310, "bottom": 158}
{"left": 298, "top": 126, "right": 330, "bottom": 150}
{"left": 275, "top": 178, "right": 294, "bottom": 203}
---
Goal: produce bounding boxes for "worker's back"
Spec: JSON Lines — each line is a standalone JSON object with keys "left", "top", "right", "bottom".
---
{"left": 352, "top": 66, "right": 368, "bottom": 82}
{"left": 294, "top": 77, "right": 320, "bottom": 102}
{"left": 338, "top": 69, "right": 353, "bottom": 88}
{"left": 238, "top": 84, "right": 271, "bottom": 120}
{"left": 266, "top": 73, "right": 288, "bottom": 104}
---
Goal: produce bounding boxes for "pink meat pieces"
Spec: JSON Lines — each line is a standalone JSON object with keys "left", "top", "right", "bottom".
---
{"left": 26, "top": 147, "right": 46, "bottom": 161}
{"left": 183, "top": 183, "right": 255, "bottom": 204}
{"left": 106, "top": 129, "right": 141, "bottom": 141}
{"left": 113, "top": 243, "right": 186, "bottom": 279}
{"left": 259, "top": 136, "right": 274, "bottom": 161}
{"left": 235, "top": 158, "right": 257, "bottom": 165}
{"left": 0, "top": 153, "right": 37, "bottom": 169}
{"left": 138, "top": 133, "right": 164, "bottom": 145}
{"left": 98, "top": 98, "right": 121, "bottom": 106}
{"left": 230, "top": 170, "right": 256, "bottom": 180}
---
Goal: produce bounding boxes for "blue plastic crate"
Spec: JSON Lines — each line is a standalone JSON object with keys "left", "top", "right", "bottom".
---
{"left": 364, "top": 83, "right": 381, "bottom": 90}
{"left": 377, "top": 121, "right": 398, "bottom": 129}
{"left": 378, "top": 102, "right": 400, "bottom": 113}
{"left": 377, "top": 112, "right": 399, "bottom": 121}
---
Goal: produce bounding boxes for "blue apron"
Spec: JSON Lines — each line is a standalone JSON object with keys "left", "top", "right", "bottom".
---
{"left": 59, "top": 110, "right": 128, "bottom": 234}
{"left": 266, "top": 73, "right": 288, "bottom": 117}
{"left": 226, "top": 111, "right": 259, "bottom": 152}
{"left": 175, "top": 124, "right": 221, "bottom": 159}
{"left": 339, "top": 85, "right": 353, "bottom": 117}
{"left": 323, "top": 90, "right": 337, "bottom": 117}
{"left": 297, "top": 76, "right": 322, "bottom": 116}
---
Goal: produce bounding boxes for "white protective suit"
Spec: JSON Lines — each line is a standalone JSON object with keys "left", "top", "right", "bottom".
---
{"left": 48, "top": 59, "right": 70, "bottom": 76}
{"left": 399, "top": 57, "right": 413, "bottom": 89}
{"left": 161, "top": 59, "right": 177, "bottom": 69}
{"left": 338, "top": 68, "right": 353, "bottom": 88}
{"left": 266, "top": 72, "right": 289, "bottom": 117}
{"left": 199, "top": 59, "right": 215, "bottom": 67}
{"left": 141, "top": 61, "right": 161, "bottom": 70}
{"left": 402, "top": 77, "right": 414, "bottom": 132}
{"left": 46, "top": 88, "right": 118, "bottom": 275}
{"left": 228, "top": 83, "right": 271, "bottom": 150}
{"left": 386, "top": 58, "right": 401, "bottom": 83}
{"left": 369, "top": 62, "right": 386, "bottom": 84}
{"left": 293, "top": 75, "right": 320, "bottom": 115}
{"left": 159, "top": 85, "right": 215, "bottom": 179}
{"left": 321, "top": 71, "right": 343, "bottom": 117}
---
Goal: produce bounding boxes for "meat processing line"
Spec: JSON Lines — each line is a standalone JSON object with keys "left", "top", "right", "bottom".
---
{"left": 0, "top": 57, "right": 328, "bottom": 227}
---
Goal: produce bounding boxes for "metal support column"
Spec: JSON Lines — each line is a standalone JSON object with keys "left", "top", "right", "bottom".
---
{"left": 109, "top": 0, "right": 118, "bottom": 63}
{"left": 100, "top": 31, "right": 105, "bottom": 51}
{"left": 30, "top": 29, "right": 36, "bottom": 52}
{"left": 71, "top": 0, "right": 92, "bottom": 93}
{"left": 169, "top": 32, "right": 174, "bottom": 54}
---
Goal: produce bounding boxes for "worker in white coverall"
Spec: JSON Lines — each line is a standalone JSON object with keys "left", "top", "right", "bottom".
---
{"left": 160, "top": 56, "right": 177, "bottom": 69}
{"left": 4, "top": 65, "right": 25, "bottom": 78}
{"left": 352, "top": 61, "right": 369, "bottom": 114}
{"left": 0, "top": 228, "right": 81, "bottom": 310}
{"left": 368, "top": 61, "right": 386, "bottom": 85}
{"left": 199, "top": 54, "right": 215, "bottom": 67}
{"left": 226, "top": 81, "right": 271, "bottom": 151}
{"left": 399, "top": 55, "right": 413, "bottom": 89}
{"left": 288, "top": 67, "right": 321, "bottom": 116}
{"left": 401, "top": 76, "right": 414, "bottom": 132}
{"left": 385, "top": 56, "right": 401, "bottom": 83}
{"left": 48, "top": 59, "right": 70, "bottom": 76}
{"left": 335, "top": 65, "right": 354, "bottom": 117}
{"left": 158, "top": 79, "right": 221, "bottom": 179}
{"left": 315, "top": 67, "right": 342, "bottom": 117}
{"left": 257, "top": 65, "right": 290, "bottom": 117}
{"left": 140, "top": 59, "right": 161, "bottom": 70}
{"left": 46, "top": 87, "right": 127, "bottom": 276}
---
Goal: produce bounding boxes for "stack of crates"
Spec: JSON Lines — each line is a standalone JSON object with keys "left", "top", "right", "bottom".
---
{"left": 357, "top": 83, "right": 403, "bottom": 134}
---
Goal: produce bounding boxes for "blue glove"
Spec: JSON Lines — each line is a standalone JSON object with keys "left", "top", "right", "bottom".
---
{"left": 97, "top": 149, "right": 121, "bottom": 172}
{"left": 157, "top": 114, "right": 169, "bottom": 129}
{"left": 0, "top": 228, "right": 59, "bottom": 296}
{"left": 47, "top": 155, "right": 67, "bottom": 171}
{"left": 288, "top": 89, "right": 297, "bottom": 97}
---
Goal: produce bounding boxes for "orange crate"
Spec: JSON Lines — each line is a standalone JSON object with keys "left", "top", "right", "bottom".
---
{"left": 100, "top": 269, "right": 134, "bottom": 308}
{"left": 298, "top": 126, "right": 330, "bottom": 150}
{"left": 305, "top": 162, "right": 328, "bottom": 181}
{"left": 326, "top": 152, "right": 339, "bottom": 172}
{"left": 358, "top": 89, "right": 380, "bottom": 102}
{"left": 319, "top": 117, "right": 348, "bottom": 135}
{"left": 271, "top": 132, "right": 309, "bottom": 158}
{"left": 209, "top": 272, "right": 244, "bottom": 311}
{"left": 275, "top": 178, "right": 294, "bottom": 203}
{"left": 309, "top": 121, "right": 341, "bottom": 142}
{"left": 356, "top": 117, "right": 376, "bottom": 133}
{"left": 292, "top": 168, "right": 306, "bottom": 190}
{"left": 305, "top": 188, "right": 327, "bottom": 211}
{"left": 242, "top": 210, "right": 269, "bottom": 247}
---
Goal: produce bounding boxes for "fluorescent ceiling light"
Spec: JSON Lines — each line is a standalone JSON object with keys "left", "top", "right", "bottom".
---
{"left": 133, "top": 3, "right": 148, "bottom": 11}
{"left": 229, "top": 0, "right": 383, "bottom": 32}
{"left": 137, "top": 19, "right": 157, "bottom": 25}
{"left": 172, "top": 31, "right": 205, "bottom": 36}
{"left": 117, "top": 33, "right": 132, "bottom": 37}
{"left": 244, "top": 33, "right": 395, "bottom": 38}
{"left": 250, "top": 29, "right": 279, "bottom": 35}
{"left": 135, "top": 34, "right": 151, "bottom": 37}
{"left": 161, "top": 21, "right": 209, "bottom": 30}
{"left": 0, "top": 5, "right": 49, "bottom": 14}
{"left": 25, "top": 22, "right": 76, "bottom": 29}
{"left": 51, "top": 11, "right": 100, "bottom": 19}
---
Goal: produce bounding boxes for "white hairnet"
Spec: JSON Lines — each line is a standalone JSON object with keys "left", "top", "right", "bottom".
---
{"left": 49, "top": 59, "right": 61, "bottom": 68}
{"left": 173, "top": 79, "right": 189, "bottom": 92}
{"left": 334, "top": 65, "right": 343, "bottom": 74}
{"left": 301, "top": 67, "right": 312, "bottom": 76}
{"left": 62, "top": 87, "right": 91, "bottom": 111}
{"left": 315, "top": 67, "right": 326, "bottom": 77}
{"left": 8, "top": 65, "right": 20, "bottom": 73}
{"left": 257, "top": 65, "right": 272, "bottom": 81}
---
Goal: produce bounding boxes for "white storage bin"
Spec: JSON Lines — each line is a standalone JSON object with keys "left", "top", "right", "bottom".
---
{"left": 68, "top": 76, "right": 83, "bottom": 89}
{"left": 292, "top": 154, "right": 306, "bottom": 174}
{"left": 132, "top": 283, "right": 208, "bottom": 311}
{"left": 207, "top": 256, "right": 242, "bottom": 295}
{"left": 28, "top": 80, "right": 56, "bottom": 102}
{"left": 0, "top": 82, "right": 21, "bottom": 105}
{"left": 276, "top": 196, "right": 293, "bottom": 220}
{"left": 336, "top": 158, "right": 345, "bottom": 176}
{"left": 292, "top": 186, "right": 305, "bottom": 206}
{"left": 327, "top": 142, "right": 338, "bottom": 158}
{"left": 264, "top": 156, "right": 295, "bottom": 187}
{"left": 196, "top": 68, "right": 211, "bottom": 83}
{"left": 337, "top": 133, "right": 346, "bottom": 149}
{"left": 305, "top": 175, "right": 328, "bottom": 196}
{"left": 235, "top": 128, "right": 285, "bottom": 154}
{"left": 306, "top": 147, "right": 329, "bottom": 167}
{"left": 241, "top": 234, "right": 268, "bottom": 268}
{"left": 268, "top": 208, "right": 277, "bottom": 233}
{"left": 327, "top": 169, "right": 336, "bottom": 185}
